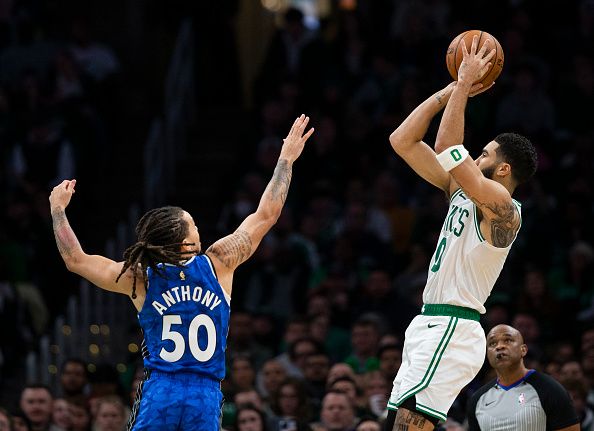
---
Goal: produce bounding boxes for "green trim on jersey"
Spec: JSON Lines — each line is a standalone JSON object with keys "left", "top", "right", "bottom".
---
{"left": 450, "top": 188, "right": 463, "bottom": 201}
{"left": 473, "top": 204, "right": 485, "bottom": 242}
{"left": 395, "top": 317, "right": 459, "bottom": 406}
{"left": 386, "top": 401, "right": 448, "bottom": 421}
{"left": 416, "top": 402, "right": 448, "bottom": 421}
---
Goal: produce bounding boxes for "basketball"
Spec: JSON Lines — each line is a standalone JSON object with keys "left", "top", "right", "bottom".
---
{"left": 446, "top": 30, "right": 504, "bottom": 89}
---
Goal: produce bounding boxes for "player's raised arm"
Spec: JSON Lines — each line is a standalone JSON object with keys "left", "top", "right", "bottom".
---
{"left": 206, "top": 115, "right": 314, "bottom": 290}
{"left": 389, "top": 81, "right": 485, "bottom": 194}
{"left": 434, "top": 37, "right": 518, "bottom": 239}
{"left": 50, "top": 180, "right": 134, "bottom": 296}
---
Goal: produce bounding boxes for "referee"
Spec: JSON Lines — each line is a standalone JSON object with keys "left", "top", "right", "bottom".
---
{"left": 467, "top": 324, "right": 579, "bottom": 430}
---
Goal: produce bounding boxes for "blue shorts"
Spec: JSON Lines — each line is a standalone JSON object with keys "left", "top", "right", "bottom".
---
{"left": 128, "top": 370, "right": 223, "bottom": 431}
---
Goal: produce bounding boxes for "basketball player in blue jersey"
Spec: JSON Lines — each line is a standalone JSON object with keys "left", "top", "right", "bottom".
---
{"left": 384, "top": 37, "right": 538, "bottom": 430}
{"left": 49, "top": 114, "right": 314, "bottom": 431}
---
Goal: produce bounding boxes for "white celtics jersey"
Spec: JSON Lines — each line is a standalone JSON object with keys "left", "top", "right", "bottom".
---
{"left": 423, "top": 188, "right": 522, "bottom": 314}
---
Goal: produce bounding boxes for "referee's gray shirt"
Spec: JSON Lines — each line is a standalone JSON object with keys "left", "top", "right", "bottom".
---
{"left": 467, "top": 370, "right": 579, "bottom": 430}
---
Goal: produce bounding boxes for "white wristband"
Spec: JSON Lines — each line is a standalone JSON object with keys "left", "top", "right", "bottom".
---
{"left": 436, "top": 145, "right": 469, "bottom": 171}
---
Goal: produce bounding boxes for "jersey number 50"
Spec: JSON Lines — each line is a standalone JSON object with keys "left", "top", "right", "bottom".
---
{"left": 159, "top": 314, "right": 217, "bottom": 362}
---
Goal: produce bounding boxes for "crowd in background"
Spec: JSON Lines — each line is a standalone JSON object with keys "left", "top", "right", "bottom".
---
{"left": 1, "top": 0, "right": 594, "bottom": 430}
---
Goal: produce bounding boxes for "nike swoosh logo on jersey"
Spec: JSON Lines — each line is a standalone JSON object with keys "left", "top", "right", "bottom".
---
{"left": 485, "top": 400, "right": 496, "bottom": 406}
{"left": 427, "top": 323, "right": 439, "bottom": 328}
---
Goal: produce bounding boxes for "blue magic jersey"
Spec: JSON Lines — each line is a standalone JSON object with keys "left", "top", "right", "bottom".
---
{"left": 138, "top": 255, "right": 230, "bottom": 380}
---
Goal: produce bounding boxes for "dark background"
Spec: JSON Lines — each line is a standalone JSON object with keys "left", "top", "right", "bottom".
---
{"left": 0, "top": 0, "right": 593, "bottom": 429}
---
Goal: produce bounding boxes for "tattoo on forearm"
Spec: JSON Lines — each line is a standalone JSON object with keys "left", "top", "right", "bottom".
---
{"left": 207, "top": 229, "right": 253, "bottom": 268}
{"left": 476, "top": 200, "right": 519, "bottom": 247}
{"left": 267, "top": 159, "right": 292, "bottom": 204}
{"left": 395, "top": 410, "right": 428, "bottom": 430}
{"left": 435, "top": 92, "right": 446, "bottom": 106}
{"left": 52, "top": 209, "right": 82, "bottom": 259}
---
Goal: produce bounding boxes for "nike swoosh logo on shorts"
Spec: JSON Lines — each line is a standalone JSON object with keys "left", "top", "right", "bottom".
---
{"left": 427, "top": 323, "right": 439, "bottom": 328}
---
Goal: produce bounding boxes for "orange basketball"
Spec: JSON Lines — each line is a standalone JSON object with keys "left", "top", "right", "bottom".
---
{"left": 446, "top": 30, "right": 504, "bottom": 89}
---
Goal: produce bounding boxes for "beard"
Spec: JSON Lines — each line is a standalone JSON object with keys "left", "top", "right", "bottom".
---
{"left": 481, "top": 165, "right": 496, "bottom": 179}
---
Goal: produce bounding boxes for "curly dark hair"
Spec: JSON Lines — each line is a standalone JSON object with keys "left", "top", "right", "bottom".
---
{"left": 116, "top": 206, "right": 191, "bottom": 299}
{"left": 493, "top": 133, "right": 538, "bottom": 185}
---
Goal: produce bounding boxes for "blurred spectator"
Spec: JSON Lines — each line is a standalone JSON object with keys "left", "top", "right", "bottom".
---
{"left": 229, "top": 355, "right": 257, "bottom": 394}
{"left": 235, "top": 404, "right": 270, "bottom": 431}
{"left": 561, "top": 361, "right": 586, "bottom": 382}
{"left": 69, "top": 18, "right": 119, "bottom": 83}
{"left": 59, "top": 358, "right": 87, "bottom": 398}
{"left": 66, "top": 395, "right": 90, "bottom": 431}
{"left": 328, "top": 377, "right": 362, "bottom": 416}
{"left": 50, "top": 399, "right": 69, "bottom": 431}
{"left": 354, "top": 418, "right": 380, "bottom": 431}
{"left": 303, "top": 352, "right": 330, "bottom": 414}
{"left": 235, "top": 390, "right": 266, "bottom": 411}
{"left": 0, "top": 408, "right": 12, "bottom": 431}
{"left": 327, "top": 363, "right": 357, "bottom": 387}
{"left": 360, "top": 371, "right": 389, "bottom": 419}
{"left": 228, "top": 311, "right": 274, "bottom": 371}
{"left": 563, "top": 378, "right": 594, "bottom": 431}
{"left": 515, "top": 267, "right": 561, "bottom": 332}
{"left": 317, "top": 391, "right": 356, "bottom": 431}
{"left": 344, "top": 315, "right": 381, "bottom": 374}
{"left": 93, "top": 396, "right": 127, "bottom": 431}
{"left": 257, "top": 359, "right": 288, "bottom": 401}
{"left": 10, "top": 408, "right": 32, "bottom": 431}
{"left": 308, "top": 313, "right": 351, "bottom": 363}
{"left": 257, "top": 7, "right": 315, "bottom": 100}
{"left": 377, "top": 343, "right": 402, "bottom": 383}
{"left": 550, "top": 241, "right": 594, "bottom": 313}
{"left": 19, "top": 384, "right": 62, "bottom": 431}
{"left": 284, "top": 338, "right": 322, "bottom": 379}
{"left": 512, "top": 312, "right": 543, "bottom": 360}
{"left": 270, "top": 378, "right": 312, "bottom": 429}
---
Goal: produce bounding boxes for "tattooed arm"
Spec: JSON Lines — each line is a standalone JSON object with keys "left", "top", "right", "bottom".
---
{"left": 50, "top": 180, "right": 134, "bottom": 295}
{"left": 207, "top": 115, "right": 314, "bottom": 295}
{"left": 434, "top": 37, "right": 518, "bottom": 247}
{"left": 389, "top": 84, "right": 456, "bottom": 193}
{"left": 390, "top": 81, "right": 489, "bottom": 196}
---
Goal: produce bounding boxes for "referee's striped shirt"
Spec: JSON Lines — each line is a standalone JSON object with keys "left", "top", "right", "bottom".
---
{"left": 467, "top": 370, "right": 579, "bottom": 430}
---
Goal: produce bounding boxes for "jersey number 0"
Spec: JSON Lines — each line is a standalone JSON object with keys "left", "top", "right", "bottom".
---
{"left": 159, "top": 314, "right": 217, "bottom": 362}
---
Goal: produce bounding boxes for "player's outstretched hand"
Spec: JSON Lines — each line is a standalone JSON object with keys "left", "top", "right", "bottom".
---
{"left": 280, "top": 114, "right": 314, "bottom": 163}
{"left": 50, "top": 179, "right": 77, "bottom": 211}
{"left": 458, "top": 35, "right": 496, "bottom": 87}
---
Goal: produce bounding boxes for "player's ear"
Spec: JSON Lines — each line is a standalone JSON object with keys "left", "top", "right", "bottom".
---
{"left": 496, "top": 162, "right": 511, "bottom": 178}
{"left": 181, "top": 237, "right": 197, "bottom": 252}
{"left": 520, "top": 343, "right": 528, "bottom": 358}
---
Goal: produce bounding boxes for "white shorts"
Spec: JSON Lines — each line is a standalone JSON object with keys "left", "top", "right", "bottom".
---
{"left": 388, "top": 313, "right": 486, "bottom": 422}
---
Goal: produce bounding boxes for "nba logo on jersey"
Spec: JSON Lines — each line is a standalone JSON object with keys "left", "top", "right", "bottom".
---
{"left": 518, "top": 393, "right": 525, "bottom": 404}
{"left": 180, "top": 271, "right": 186, "bottom": 280}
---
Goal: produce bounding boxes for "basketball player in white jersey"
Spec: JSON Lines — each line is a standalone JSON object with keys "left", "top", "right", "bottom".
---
{"left": 384, "top": 37, "right": 538, "bottom": 430}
